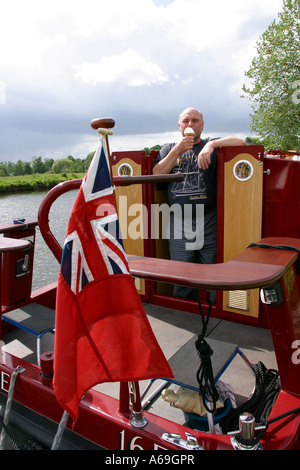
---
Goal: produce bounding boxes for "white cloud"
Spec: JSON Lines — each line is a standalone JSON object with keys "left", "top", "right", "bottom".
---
{"left": 75, "top": 49, "right": 169, "bottom": 86}
{"left": 0, "top": 82, "right": 6, "bottom": 105}
{"left": 0, "top": 0, "right": 285, "bottom": 161}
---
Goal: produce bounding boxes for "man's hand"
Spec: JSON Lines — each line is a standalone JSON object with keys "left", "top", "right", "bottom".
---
{"left": 178, "top": 135, "right": 195, "bottom": 154}
{"left": 153, "top": 136, "right": 195, "bottom": 175}
{"left": 198, "top": 142, "right": 214, "bottom": 170}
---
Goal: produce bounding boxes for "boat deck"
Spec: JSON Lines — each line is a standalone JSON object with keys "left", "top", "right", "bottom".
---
{"left": 1, "top": 301, "right": 277, "bottom": 430}
{"left": 95, "top": 303, "right": 276, "bottom": 426}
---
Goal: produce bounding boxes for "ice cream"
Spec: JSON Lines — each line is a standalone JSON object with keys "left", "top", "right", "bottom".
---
{"left": 184, "top": 127, "right": 195, "bottom": 136}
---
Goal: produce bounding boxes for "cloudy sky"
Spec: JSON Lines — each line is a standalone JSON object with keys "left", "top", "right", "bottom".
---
{"left": 0, "top": 0, "right": 283, "bottom": 163}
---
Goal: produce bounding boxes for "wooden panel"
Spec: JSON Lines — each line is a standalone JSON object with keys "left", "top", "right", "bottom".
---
{"left": 223, "top": 153, "right": 263, "bottom": 261}
{"left": 112, "top": 157, "right": 146, "bottom": 296}
{"left": 151, "top": 183, "right": 173, "bottom": 295}
{"left": 222, "top": 152, "right": 263, "bottom": 318}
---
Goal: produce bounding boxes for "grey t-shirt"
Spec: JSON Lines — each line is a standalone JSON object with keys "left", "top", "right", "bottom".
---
{"left": 154, "top": 139, "right": 218, "bottom": 217}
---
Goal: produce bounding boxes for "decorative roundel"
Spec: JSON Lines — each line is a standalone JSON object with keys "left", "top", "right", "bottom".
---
{"left": 118, "top": 163, "right": 133, "bottom": 176}
{"left": 233, "top": 160, "right": 253, "bottom": 181}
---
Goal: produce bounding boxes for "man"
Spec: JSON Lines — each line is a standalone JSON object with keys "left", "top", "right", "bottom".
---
{"left": 153, "top": 107, "right": 246, "bottom": 300}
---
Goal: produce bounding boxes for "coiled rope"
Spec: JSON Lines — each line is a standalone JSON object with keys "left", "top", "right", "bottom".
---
{"left": 221, "top": 361, "right": 300, "bottom": 447}
{"left": 221, "top": 361, "right": 281, "bottom": 434}
{"left": 195, "top": 297, "right": 219, "bottom": 413}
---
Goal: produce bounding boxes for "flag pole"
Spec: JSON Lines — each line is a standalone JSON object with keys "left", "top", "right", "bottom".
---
{"left": 129, "top": 382, "right": 148, "bottom": 428}
{"left": 91, "top": 117, "right": 115, "bottom": 176}
{"left": 91, "top": 118, "right": 147, "bottom": 427}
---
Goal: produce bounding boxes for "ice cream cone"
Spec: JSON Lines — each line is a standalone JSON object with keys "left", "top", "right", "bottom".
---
{"left": 184, "top": 127, "right": 195, "bottom": 136}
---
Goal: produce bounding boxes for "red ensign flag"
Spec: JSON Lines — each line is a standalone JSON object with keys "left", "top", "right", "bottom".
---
{"left": 53, "top": 136, "right": 173, "bottom": 424}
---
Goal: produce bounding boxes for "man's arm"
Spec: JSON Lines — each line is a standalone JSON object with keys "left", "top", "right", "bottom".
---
{"left": 153, "top": 136, "right": 194, "bottom": 174}
{"left": 198, "top": 136, "right": 246, "bottom": 170}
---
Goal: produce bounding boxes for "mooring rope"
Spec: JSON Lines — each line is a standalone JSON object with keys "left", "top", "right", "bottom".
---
{"left": 221, "top": 361, "right": 281, "bottom": 434}
{"left": 0, "top": 366, "right": 25, "bottom": 450}
{"left": 51, "top": 410, "right": 69, "bottom": 450}
{"left": 234, "top": 406, "right": 300, "bottom": 448}
{"left": 195, "top": 298, "right": 219, "bottom": 413}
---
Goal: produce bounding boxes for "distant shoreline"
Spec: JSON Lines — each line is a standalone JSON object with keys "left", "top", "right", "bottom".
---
{"left": 0, "top": 173, "right": 84, "bottom": 194}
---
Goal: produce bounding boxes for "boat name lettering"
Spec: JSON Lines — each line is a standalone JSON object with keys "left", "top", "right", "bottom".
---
{"left": 0, "top": 371, "right": 10, "bottom": 393}
{"left": 118, "top": 429, "right": 167, "bottom": 450}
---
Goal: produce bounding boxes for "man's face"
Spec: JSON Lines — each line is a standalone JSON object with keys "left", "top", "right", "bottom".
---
{"left": 178, "top": 109, "right": 204, "bottom": 142}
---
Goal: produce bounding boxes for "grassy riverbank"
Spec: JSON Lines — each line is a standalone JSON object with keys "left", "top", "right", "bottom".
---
{"left": 0, "top": 173, "right": 85, "bottom": 193}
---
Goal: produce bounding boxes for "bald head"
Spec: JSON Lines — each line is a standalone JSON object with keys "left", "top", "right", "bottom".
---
{"left": 179, "top": 107, "right": 203, "bottom": 122}
{"left": 178, "top": 107, "right": 204, "bottom": 143}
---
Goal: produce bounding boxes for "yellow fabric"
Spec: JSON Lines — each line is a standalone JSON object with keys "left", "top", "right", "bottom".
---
{"left": 161, "top": 387, "right": 223, "bottom": 416}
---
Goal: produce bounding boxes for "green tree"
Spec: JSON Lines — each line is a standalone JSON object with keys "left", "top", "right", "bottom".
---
{"left": 23, "top": 161, "right": 32, "bottom": 174}
{"left": 242, "top": 0, "right": 300, "bottom": 151}
{"left": 0, "top": 163, "right": 9, "bottom": 177}
{"left": 83, "top": 151, "right": 95, "bottom": 171}
{"left": 143, "top": 145, "right": 162, "bottom": 156}
{"left": 12, "top": 159, "right": 33, "bottom": 175}
{"left": 73, "top": 158, "right": 84, "bottom": 173}
{"left": 32, "top": 156, "right": 47, "bottom": 174}
{"left": 13, "top": 160, "right": 27, "bottom": 175}
{"left": 52, "top": 158, "right": 74, "bottom": 174}
{"left": 5, "top": 162, "right": 15, "bottom": 175}
{"left": 43, "top": 158, "right": 54, "bottom": 172}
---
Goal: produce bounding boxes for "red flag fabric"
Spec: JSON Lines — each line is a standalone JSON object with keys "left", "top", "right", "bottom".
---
{"left": 53, "top": 135, "right": 173, "bottom": 424}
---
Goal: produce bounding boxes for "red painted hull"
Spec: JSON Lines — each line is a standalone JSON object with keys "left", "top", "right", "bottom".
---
{"left": 1, "top": 348, "right": 299, "bottom": 450}
{"left": 1, "top": 145, "right": 300, "bottom": 451}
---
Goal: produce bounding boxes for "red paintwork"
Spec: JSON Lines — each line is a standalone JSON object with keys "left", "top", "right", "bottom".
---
{"left": 3, "top": 346, "right": 298, "bottom": 450}
{"left": 263, "top": 156, "right": 300, "bottom": 239}
{"left": 0, "top": 220, "right": 38, "bottom": 308}
{"left": 1, "top": 234, "right": 299, "bottom": 449}
{"left": 38, "top": 180, "right": 82, "bottom": 263}
{"left": 0, "top": 349, "right": 232, "bottom": 450}
{"left": 262, "top": 391, "right": 300, "bottom": 450}
{"left": 0, "top": 145, "right": 300, "bottom": 450}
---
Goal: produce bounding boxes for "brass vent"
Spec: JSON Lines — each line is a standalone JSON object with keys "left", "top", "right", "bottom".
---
{"left": 227, "top": 290, "right": 249, "bottom": 311}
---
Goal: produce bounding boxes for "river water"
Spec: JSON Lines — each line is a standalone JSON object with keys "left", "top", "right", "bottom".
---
{"left": 0, "top": 190, "right": 78, "bottom": 290}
